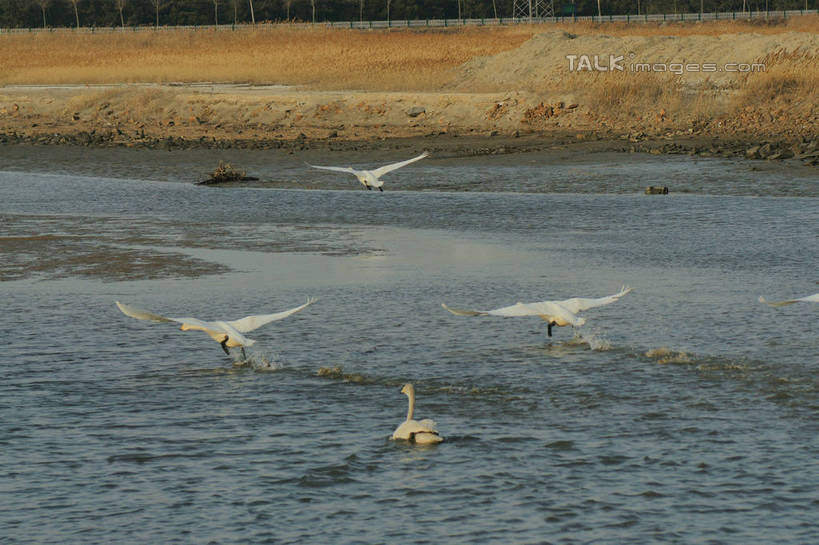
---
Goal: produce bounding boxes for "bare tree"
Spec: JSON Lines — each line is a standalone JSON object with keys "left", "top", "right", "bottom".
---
{"left": 597, "top": 0, "right": 601, "bottom": 17}
{"left": 359, "top": 0, "right": 364, "bottom": 21}
{"left": 311, "top": 0, "right": 316, "bottom": 22}
{"left": 68, "top": 0, "right": 80, "bottom": 27}
{"left": 284, "top": 0, "right": 293, "bottom": 20}
{"left": 213, "top": 0, "right": 219, "bottom": 24}
{"left": 34, "top": 0, "right": 50, "bottom": 27}
{"left": 386, "top": 0, "right": 391, "bottom": 21}
{"left": 491, "top": 0, "right": 497, "bottom": 18}
{"left": 248, "top": 0, "right": 255, "bottom": 23}
{"left": 115, "top": 0, "right": 127, "bottom": 26}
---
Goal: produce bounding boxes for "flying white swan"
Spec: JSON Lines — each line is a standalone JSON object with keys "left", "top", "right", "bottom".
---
{"left": 442, "top": 286, "right": 633, "bottom": 337}
{"left": 305, "top": 151, "right": 428, "bottom": 191}
{"left": 115, "top": 298, "right": 317, "bottom": 358}
{"left": 391, "top": 383, "right": 444, "bottom": 444}
{"left": 758, "top": 293, "right": 819, "bottom": 307}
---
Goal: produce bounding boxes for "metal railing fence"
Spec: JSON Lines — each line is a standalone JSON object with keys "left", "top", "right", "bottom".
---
{"left": 0, "top": 9, "right": 816, "bottom": 33}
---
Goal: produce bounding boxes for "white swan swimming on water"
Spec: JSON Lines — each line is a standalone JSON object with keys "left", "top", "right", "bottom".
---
{"left": 759, "top": 293, "right": 819, "bottom": 307}
{"left": 391, "top": 384, "right": 444, "bottom": 444}
{"left": 442, "top": 286, "right": 633, "bottom": 337}
{"left": 305, "top": 151, "right": 428, "bottom": 191}
{"left": 115, "top": 298, "right": 317, "bottom": 358}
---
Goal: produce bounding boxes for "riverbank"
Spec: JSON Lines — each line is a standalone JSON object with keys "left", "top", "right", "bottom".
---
{"left": 1, "top": 20, "right": 817, "bottom": 166}
{"left": 1, "top": 84, "right": 817, "bottom": 166}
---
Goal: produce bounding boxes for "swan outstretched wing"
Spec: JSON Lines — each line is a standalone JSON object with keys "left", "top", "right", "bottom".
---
{"left": 305, "top": 163, "right": 358, "bottom": 176}
{"left": 116, "top": 301, "right": 219, "bottom": 333}
{"left": 759, "top": 293, "right": 819, "bottom": 307}
{"left": 484, "top": 302, "right": 542, "bottom": 316}
{"left": 116, "top": 302, "right": 255, "bottom": 345}
{"left": 370, "top": 152, "right": 428, "bottom": 178}
{"left": 558, "top": 286, "right": 633, "bottom": 314}
{"left": 227, "top": 298, "right": 317, "bottom": 332}
{"left": 167, "top": 316, "right": 227, "bottom": 336}
{"left": 116, "top": 302, "right": 258, "bottom": 347}
{"left": 441, "top": 303, "right": 488, "bottom": 316}
{"left": 442, "top": 301, "right": 542, "bottom": 317}
{"left": 443, "top": 288, "right": 631, "bottom": 319}
{"left": 116, "top": 301, "right": 173, "bottom": 323}
{"left": 167, "top": 317, "right": 255, "bottom": 346}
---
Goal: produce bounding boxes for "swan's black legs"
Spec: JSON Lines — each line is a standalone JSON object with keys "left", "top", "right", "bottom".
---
{"left": 378, "top": 187, "right": 383, "bottom": 192}
{"left": 240, "top": 347, "right": 247, "bottom": 360}
{"left": 220, "top": 339, "right": 230, "bottom": 355}
{"left": 366, "top": 186, "right": 372, "bottom": 190}
{"left": 547, "top": 322, "right": 553, "bottom": 337}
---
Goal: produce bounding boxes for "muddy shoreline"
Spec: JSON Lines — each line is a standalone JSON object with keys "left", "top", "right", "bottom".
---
{"left": 3, "top": 127, "right": 818, "bottom": 168}
{"left": 1, "top": 84, "right": 817, "bottom": 167}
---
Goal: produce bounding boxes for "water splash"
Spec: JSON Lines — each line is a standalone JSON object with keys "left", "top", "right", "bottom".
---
{"left": 232, "top": 351, "right": 283, "bottom": 371}
{"left": 572, "top": 329, "right": 612, "bottom": 351}
{"left": 645, "top": 347, "right": 693, "bottom": 365}
{"left": 316, "top": 365, "right": 378, "bottom": 384}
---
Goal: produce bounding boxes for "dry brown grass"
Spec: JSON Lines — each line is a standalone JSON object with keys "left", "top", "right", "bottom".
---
{"left": 555, "top": 14, "right": 819, "bottom": 37}
{"left": 1, "top": 17, "right": 817, "bottom": 91}
{"left": 735, "top": 49, "right": 819, "bottom": 105}
{"left": 585, "top": 71, "right": 680, "bottom": 112}
{"left": 0, "top": 25, "right": 537, "bottom": 90}
{"left": 2, "top": 18, "right": 817, "bottom": 142}
{"left": 572, "top": 70, "right": 722, "bottom": 126}
{"left": 551, "top": 18, "right": 819, "bottom": 127}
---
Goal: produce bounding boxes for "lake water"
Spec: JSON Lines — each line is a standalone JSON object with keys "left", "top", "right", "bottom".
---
{"left": 1, "top": 145, "right": 817, "bottom": 544}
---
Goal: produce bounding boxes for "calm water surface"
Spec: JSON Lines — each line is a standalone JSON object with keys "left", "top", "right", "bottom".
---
{"left": 1, "top": 146, "right": 817, "bottom": 544}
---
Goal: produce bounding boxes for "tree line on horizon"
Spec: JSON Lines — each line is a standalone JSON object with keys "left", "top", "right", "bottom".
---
{"left": 0, "top": 0, "right": 812, "bottom": 29}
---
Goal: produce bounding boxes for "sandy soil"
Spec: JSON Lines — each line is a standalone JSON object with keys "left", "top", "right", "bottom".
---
{"left": 457, "top": 30, "right": 819, "bottom": 90}
{"left": 0, "top": 29, "right": 817, "bottom": 163}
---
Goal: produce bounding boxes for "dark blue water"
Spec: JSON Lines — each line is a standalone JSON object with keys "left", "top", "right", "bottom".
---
{"left": 1, "top": 147, "right": 817, "bottom": 544}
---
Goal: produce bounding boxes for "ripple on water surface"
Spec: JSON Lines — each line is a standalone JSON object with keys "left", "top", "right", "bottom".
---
{"left": 0, "top": 153, "right": 817, "bottom": 544}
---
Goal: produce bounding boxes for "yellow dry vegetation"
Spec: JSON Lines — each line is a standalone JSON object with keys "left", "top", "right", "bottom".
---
{"left": 0, "top": 25, "right": 537, "bottom": 90}
{"left": 559, "top": 14, "right": 819, "bottom": 37}
{"left": 736, "top": 49, "right": 819, "bottom": 105}
{"left": 0, "top": 17, "right": 817, "bottom": 91}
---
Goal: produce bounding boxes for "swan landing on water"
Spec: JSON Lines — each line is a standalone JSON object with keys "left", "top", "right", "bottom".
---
{"left": 759, "top": 293, "right": 819, "bottom": 307}
{"left": 442, "top": 286, "right": 633, "bottom": 337}
{"left": 305, "top": 151, "right": 428, "bottom": 191}
{"left": 115, "top": 298, "right": 317, "bottom": 358}
{"left": 391, "top": 384, "right": 444, "bottom": 445}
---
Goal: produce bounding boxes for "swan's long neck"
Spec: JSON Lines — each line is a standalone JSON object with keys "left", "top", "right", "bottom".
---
{"left": 406, "top": 389, "right": 415, "bottom": 421}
